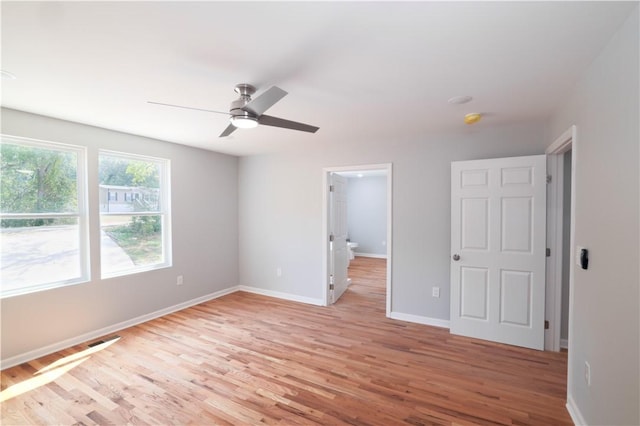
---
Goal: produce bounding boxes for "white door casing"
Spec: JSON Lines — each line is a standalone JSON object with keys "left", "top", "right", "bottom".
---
{"left": 450, "top": 155, "right": 547, "bottom": 350}
{"left": 322, "top": 163, "right": 392, "bottom": 311}
{"left": 329, "top": 173, "right": 349, "bottom": 304}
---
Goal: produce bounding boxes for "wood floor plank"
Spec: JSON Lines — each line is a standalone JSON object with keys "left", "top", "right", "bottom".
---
{"left": 1, "top": 257, "right": 572, "bottom": 425}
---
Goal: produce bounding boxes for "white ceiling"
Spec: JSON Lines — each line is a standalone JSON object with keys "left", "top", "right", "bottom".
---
{"left": 1, "top": 2, "right": 636, "bottom": 157}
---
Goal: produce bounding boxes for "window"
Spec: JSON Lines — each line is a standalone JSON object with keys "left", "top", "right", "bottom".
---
{"left": 99, "top": 151, "right": 171, "bottom": 278}
{"left": 0, "top": 135, "right": 88, "bottom": 297}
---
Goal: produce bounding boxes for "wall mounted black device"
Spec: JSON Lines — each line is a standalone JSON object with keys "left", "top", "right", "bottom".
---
{"left": 580, "top": 248, "right": 589, "bottom": 270}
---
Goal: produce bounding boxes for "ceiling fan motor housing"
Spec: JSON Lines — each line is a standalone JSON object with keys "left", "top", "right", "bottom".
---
{"left": 230, "top": 98, "right": 257, "bottom": 119}
{"left": 230, "top": 84, "right": 258, "bottom": 120}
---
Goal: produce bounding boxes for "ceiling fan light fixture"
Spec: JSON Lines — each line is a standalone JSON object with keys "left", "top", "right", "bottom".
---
{"left": 230, "top": 115, "right": 258, "bottom": 129}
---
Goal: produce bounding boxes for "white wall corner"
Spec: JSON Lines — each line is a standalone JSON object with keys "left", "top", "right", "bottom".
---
{"left": 566, "top": 394, "right": 587, "bottom": 426}
{"left": 389, "top": 311, "right": 450, "bottom": 329}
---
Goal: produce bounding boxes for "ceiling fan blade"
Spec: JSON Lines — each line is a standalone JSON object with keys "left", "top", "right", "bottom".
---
{"left": 147, "top": 101, "right": 229, "bottom": 115}
{"left": 259, "top": 115, "right": 319, "bottom": 133}
{"left": 219, "top": 123, "right": 237, "bottom": 137}
{"left": 242, "top": 86, "right": 288, "bottom": 116}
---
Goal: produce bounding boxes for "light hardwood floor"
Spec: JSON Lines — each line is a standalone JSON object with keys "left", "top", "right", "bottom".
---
{"left": 1, "top": 257, "right": 572, "bottom": 425}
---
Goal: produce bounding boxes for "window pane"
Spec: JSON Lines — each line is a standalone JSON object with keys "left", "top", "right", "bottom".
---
{"left": 101, "top": 215, "right": 164, "bottom": 276}
{"left": 99, "top": 151, "right": 170, "bottom": 278}
{"left": 99, "top": 155, "right": 161, "bottom": 213}
{"left": 1, "top": 218, "right": 81, "bottom": 294}
{"left": 1, "top": 143, "right": 78, "bottom": 214}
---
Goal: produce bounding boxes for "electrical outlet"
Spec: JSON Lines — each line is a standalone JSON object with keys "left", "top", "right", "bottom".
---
{"left": 177, "top": 275, "right": 184, "bottom": 286}
{"left": 432, "top": 287, "right": 440, "bottom": 298}
{"left": 584, "top": 361, "right": 591, "bottom": 386}
{"left": 276, "top": 267, "right": 282, "bottom": 277}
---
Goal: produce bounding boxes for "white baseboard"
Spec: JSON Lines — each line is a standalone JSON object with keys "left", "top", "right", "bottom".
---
{"left": 389, "top": 311, "right": 450, "bottom": 329}
{"left": 566, "top": 394, "right": 586, "bottom": 426}
{"left": 560, "top": 338, "right": 569, "bottom": 349}
{"left": 237, "top": 285, "right": 324, "bottom": 306}
{"left": 355, "top": 253, "right": 387, "bottom": 259}
{"left": 0, "top": 286, "right": 238, "bottom": 370}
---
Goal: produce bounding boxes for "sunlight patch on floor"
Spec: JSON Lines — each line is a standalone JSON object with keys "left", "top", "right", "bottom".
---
{"left": 0, "top": 336, "right": 121, "bottom": 402}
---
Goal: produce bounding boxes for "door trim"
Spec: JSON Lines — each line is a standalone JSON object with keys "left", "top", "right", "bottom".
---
{"left": 321, "top": 163, "right": 393, "bottom": 315}
{"left": 545, "top": 125, "right": 576, "bottom": 352}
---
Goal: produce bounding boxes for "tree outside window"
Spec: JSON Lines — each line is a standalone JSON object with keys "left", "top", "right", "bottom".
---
{"left": 0, "top": 136, "right": 88, "bottom": 297}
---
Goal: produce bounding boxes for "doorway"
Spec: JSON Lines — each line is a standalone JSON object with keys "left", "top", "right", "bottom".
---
{"left": 560, "top": 150, "right": 572, "bottom": 350}
{"left": 322, "top": 164, "right": 392, "bottom": 315}
{"left": 545, "top": 125, "right": 576, "bottom": 352}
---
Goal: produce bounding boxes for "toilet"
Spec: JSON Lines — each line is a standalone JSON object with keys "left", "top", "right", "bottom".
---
{"left": 347, "top": 242, "right": 358, "bottom": 263}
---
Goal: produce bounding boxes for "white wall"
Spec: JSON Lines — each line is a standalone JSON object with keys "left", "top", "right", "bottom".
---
{"left": 1, "top": 108, "right": 239, "bottom": 364}
{"left": 550, "top": 6, "right": 639, "bottom": 425}
{"left": 239, "top": 122, "right": 549, "bottom": 320}
{"left": 346, "top": 176, "right": 387, "bottom": 256}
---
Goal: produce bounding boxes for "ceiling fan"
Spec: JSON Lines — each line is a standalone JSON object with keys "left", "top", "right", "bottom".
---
{"left": 148, "top": 84, "right": 319, "bottom": 137}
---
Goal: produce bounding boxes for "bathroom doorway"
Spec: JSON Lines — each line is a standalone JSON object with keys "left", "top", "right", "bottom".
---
{"left": 322, "top": 164, "right": 392, "bottom": 315}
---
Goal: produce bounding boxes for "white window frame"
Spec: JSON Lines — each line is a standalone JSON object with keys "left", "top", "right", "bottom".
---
{"left": 99, "top": 150, "right": 172, "bottom": 279}
{"left": 0, "top": 134, "right": 89, "bottom": 298}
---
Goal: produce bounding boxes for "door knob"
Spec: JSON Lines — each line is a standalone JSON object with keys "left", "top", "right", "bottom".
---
{"left": 452, "top": 254, "right": 460, "bottom": 261}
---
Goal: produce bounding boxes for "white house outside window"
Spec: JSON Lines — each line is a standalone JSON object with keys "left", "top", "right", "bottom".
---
{"left": 99, "top": 151, "right": 171, "bottom": 278}
{"left": 0, "top": 135, "right": 89, "bottom": 298}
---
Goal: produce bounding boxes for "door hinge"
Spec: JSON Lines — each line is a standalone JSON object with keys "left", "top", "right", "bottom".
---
{"left": 329, "top": 234, "right": 334, "bottom": 242}
{"left": 546, "top": 248, "right": 551, "bottom": 257}
{"left": 330, "top": 275, "right": 335, "bottom": 285}
{"left": 546, "top": 175, "right": 552, "bottom": 184}
{"left": 545, "top": 320, "right": 549, "bottom": 330}
{"left": 329, "top": 284, "right": 335, "bottom": 290}
{"left": 329, "top": 184, "right": 334, "bottom": 192}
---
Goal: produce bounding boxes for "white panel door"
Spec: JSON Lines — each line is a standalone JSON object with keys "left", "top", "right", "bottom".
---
{"left": 450, "top": 155, "right": 546, "bottom": 350}
{"left": 329, "top": 173, "right": 349, "bottom": 303}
